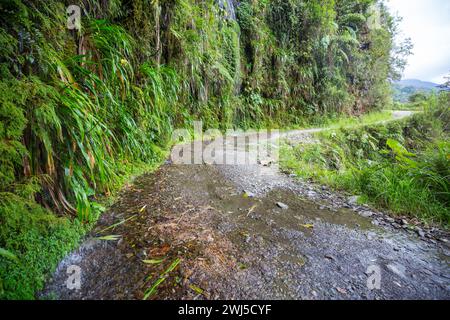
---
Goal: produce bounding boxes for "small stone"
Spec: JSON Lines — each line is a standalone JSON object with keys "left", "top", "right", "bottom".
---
{"left": 401, "top": 219, "right": 408, "bottom": 226}
{"left": 348, "top": 196, "right": 360, "bottom": 205}
{"left": 422, "top": 269, "right": 433, "bottom": 276}
{"left": 416, "top": 229, "right": 425, "bottom": 238}
{"left": 325, "top": 254, "right": 336, "bottom": 261}
{"left": 336, "top": 287, "right": 347, "bottom": 294}
{"left": 360, "top": 211, "right": 373, "bottom": 218}
{"left": 258, "top": 159, "right": 273, "bottom": 167}
{"left": 276, "top": 202, "right": 289, "bottom": 210}
{"left": 367, "top": 232, "right": 377, "bottom": 240}
{"left": 307, "top": 191, "right": 317, "bottom": 197}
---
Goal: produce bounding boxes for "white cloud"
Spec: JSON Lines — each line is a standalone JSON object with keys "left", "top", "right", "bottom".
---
{"left": 386, "top": 0, "right": 450, "bottom": 83}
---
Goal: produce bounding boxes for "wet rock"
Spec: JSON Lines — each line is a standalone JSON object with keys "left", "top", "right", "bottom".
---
{"left": 336, "top": 287, "right": 347, "bottom": 294}
{"left": 385, "top": 217, "right": 395, "bottom": 223}
{"left": 416, "top": 229, "right": 426, "bottom": 238}
{"left": 276, "top": 202, "right": 289, "bottom": 210}
{"left": 258, "top": 159, "right": 273, "bottom": 167}
{"left": 387, "top": 263, "right": 407, "bottom": 279}
{"left": 348, "top": 196, "right": 360, "bottom": 205}
{"left": 307, "top": 191, "right": 317, "bottom": 197}
{"left": 125, "top": 253, "right": 134, "bottom": 259}
{"left": 367, "top": 232, "right": 377, "bottom": 240}
{"left": 422, "top": 269, "right": 433, "bottom": 276}
{"left": 243, "top": 190, "right": 256, "bottom": 198}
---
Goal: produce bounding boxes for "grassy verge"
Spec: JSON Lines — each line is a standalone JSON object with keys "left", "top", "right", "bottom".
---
{"left": 280, "top": 98, "right": 449, "bottom": 227}
{"left": 0, "top": 157, "right": 165, "bottom": 300}
{"left": 314, "top": 110, "right": 395, "bottom": 130}
{"left": 281, "top": 110, "right": 395, "bottom": 131}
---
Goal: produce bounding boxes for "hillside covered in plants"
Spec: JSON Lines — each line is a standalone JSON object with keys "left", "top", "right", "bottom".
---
{"left": 1, "top": 0, "right": 411, "bottom": 299}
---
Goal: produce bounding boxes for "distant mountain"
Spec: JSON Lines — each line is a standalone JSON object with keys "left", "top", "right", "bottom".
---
{"left": 392, "top": 79, "right": 442, "bottom": 103}
{"left": 396, "top": 79, "right": 440, "bottom": 90}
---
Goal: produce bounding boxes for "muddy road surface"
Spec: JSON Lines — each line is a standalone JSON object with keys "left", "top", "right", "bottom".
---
{"left": 43, "top": 112, "right": 450, "bottom": 300}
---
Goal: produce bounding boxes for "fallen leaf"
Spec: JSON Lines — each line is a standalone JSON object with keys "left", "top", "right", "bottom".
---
{"left": 149, "top": 244, "right": 171, "bottom": 256}
{"left": 238, "top": 262, "right": 248, "bottom": 270}
{"left": 247, "top": 205, "right": 258, "bottom": 216}
{"left": 189, "top": 284, "right": 204, "bottom": 295}
{"left": 0, "top": 248, "right": 19, "bottom": 263}
{"left": 336, "top": 287, "right": 347, "bottom": 294}
{"left": 96, "top": 235, "right": 121, "bottom": 241}
{"left": 142, "top": 258, "right": 165, "bottom": 265}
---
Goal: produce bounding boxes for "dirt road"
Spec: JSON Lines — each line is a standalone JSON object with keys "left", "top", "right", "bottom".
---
{"left": 43, "top": 112, "right": 449, "bottom": 300}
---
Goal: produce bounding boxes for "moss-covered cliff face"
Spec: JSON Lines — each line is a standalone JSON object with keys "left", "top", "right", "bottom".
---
{"left": 0, "top": 0, "right": 402, "bottom": 298}
{"left": 0, "top": 0, "right": 399, "bottom": 214}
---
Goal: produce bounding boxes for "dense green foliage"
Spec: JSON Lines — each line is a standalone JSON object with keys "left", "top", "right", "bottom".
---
{"left": 0, "top": 195, "right": 85, "bottom": 299}
{"left": 0, "top": 0, "right": 404, "bottom": 298}
{"left": 281, "top": 92, "right": 450, "bottom": 226}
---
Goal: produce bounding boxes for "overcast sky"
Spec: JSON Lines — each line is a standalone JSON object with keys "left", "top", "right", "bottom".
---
{"left": 386, "top": 0, "right": 450, "bottom": 83}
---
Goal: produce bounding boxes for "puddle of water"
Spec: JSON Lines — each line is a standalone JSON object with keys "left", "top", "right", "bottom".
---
{"left": 199, "top": 181, "right": 377, "bottom": 275}
{"left": 210, "top": 188, "right": 374, "bottom": 233}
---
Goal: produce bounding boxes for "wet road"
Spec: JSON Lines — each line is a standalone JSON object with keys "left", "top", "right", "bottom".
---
{"left": 42, "top": 112, "right": 449, "bottom": 300}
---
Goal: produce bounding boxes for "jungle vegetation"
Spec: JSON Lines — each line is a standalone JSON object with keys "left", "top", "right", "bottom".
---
{"left": 281, "top": 93, "right": 450, "bottom": 226}
{"left": 0, "top": 0, "right": 412, "bottom": 298}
